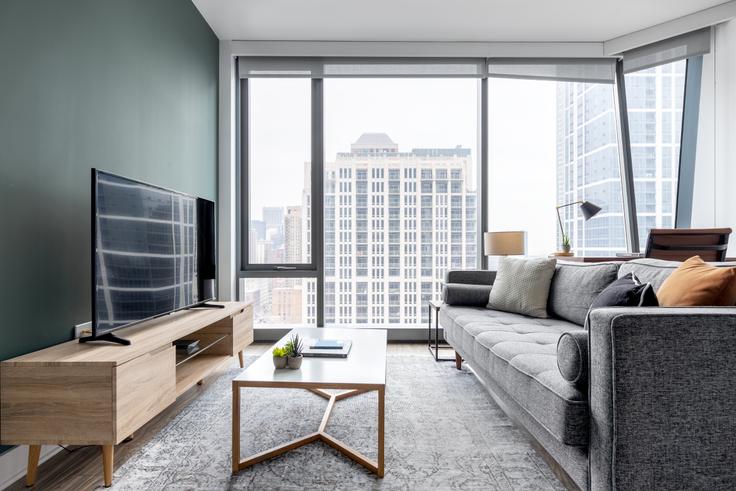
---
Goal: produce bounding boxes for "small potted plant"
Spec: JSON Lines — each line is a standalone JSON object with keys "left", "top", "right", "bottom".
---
{"left": 272, "top": 346, "right": 288, "bottom": 369}
{"left": 284, "top": 333, "right": 304, "bottom": 370}
{"left": 561, "top": 234, "right": 572, "bottom": 254}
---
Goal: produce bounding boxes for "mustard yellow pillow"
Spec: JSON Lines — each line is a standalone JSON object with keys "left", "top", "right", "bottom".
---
{"left": 657, "top": 256, "right": 736, "bottom": 306}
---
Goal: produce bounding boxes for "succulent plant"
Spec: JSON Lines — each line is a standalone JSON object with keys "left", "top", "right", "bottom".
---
{"left": 284, "top": 333, "right": 303, "bottom": 358}
{"left": 272, "top": 346, "right": 287, "bottom": 357}
{"left": 562, "top": 234, "right": 571, "bottom": 250}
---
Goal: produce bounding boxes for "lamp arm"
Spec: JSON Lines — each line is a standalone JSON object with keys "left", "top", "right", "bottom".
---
{"left": 555, "top": 201, "right": 581, "bottom": 243}
{"left": 556, "top": 201, "right": 583, "bottom": 210}
{"left": 556, "top": 207, "right": 566, "bottom": 241}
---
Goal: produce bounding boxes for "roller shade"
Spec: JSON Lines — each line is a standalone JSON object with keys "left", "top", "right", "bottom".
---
{"left": 238, "top": 57, "right": 322, "bottom": 77}
{"left": 487, "top": 58, "right": 616, "bottom": 84}
{"left": 239, "top": 57, "right": 615, "bottom": 80}
{"left": 238, "top": 57, "right": 486, "bottom": 78}
{"left": 622, "top": 28, "right": 711, "bottom": 73}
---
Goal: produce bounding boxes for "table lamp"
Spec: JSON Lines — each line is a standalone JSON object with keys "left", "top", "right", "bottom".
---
{"left": 555, "top": 200, "right": 601, "bottom": 255}
{"left": 484, "top": 231, "right": 527, "bottom": 257}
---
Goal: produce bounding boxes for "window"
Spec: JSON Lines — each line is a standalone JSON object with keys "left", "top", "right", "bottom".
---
{"left": 489, "top": 78, "right": 625, "bottom": 257}
{"left": 241, "top": 78, "right": 316, "bottom": 329}
{"left": 625, "top": 60, "right": 686, "bottom": 246}
{"left": 247, "top": 79, "right": 311, "bottom": 264}
{"left": 323, "top": 78, "right": 479, "bottom": 326}
{"left": 236, "top": 51, "right": 706, "bottom": 333}
{"left": 239, "top": 278, "right": 317, "bottom": 326}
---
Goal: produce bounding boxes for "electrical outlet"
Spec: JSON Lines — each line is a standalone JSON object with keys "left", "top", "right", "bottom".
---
{"left": 74, "top": 321, "right": 92, "bottom": 339}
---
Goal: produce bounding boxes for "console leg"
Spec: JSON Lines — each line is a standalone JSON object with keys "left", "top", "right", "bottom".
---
{"left": 102, "top": 445, "right": 113, "bottom": 487}
{"left": 455, "top": 352, "right": 462, "bottom": 370}
{"left": 238, "top": 350, "right": 244, "bottom": 368}
{"left": 26, "top": 445, "right": 41, "bottom": 486}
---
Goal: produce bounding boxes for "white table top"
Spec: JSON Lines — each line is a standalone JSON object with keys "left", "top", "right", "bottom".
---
{"left": 233, "top": 328, "right": 387, "bottom": 389}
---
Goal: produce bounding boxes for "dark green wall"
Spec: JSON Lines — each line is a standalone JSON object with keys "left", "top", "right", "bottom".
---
{"left": 0, "top": 0, "right": 218, "bottom": 366}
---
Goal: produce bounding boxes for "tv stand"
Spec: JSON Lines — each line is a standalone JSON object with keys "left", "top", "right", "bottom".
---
{"left": 0, "top": 301, "right": 252, "bottom": 488}
{"left": 79, "top": 332, "right": 132, "bottom": 345}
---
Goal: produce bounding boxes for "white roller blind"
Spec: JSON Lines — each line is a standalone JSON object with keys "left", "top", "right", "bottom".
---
{"left": 487, "top": 58, "right": 616, "bottom": 84}
{"left": 238, "top": 57, "right": 486, "bottom": 78}
{"left": 322, "top": 58, "right": 485, "bottom": 77}
{"left": 238, "top": 57, "right": 323, "bottom": 77}
{"left": 238, "top": 56, "right": 618, "bottom": 82}
{"left": 622, "top": 28, "right": 711, "bottom": 73}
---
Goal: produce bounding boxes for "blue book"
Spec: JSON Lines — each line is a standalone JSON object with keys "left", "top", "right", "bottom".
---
{"left": 310, "top": 339, "right": 344, "bottom": 349}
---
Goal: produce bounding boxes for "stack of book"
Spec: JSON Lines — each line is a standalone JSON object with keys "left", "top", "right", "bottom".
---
{"left": 174, "top": 339, "right": 200, "bottom": 356}
{"left": 303, "top": 339, "right": 353, "bottom": 358}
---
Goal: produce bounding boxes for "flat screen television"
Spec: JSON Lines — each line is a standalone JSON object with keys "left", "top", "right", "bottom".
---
{"left": 84, "top": 169, "right": 217, "bottom": 345}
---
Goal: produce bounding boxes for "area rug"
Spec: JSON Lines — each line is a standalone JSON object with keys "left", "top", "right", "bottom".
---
{"left": 109, "top": 346, "right": 564, "bottom": 490}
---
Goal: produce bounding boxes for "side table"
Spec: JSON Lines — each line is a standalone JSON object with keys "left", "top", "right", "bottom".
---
{"left": 427, "top": 300, "right": 454, "bottom": 362}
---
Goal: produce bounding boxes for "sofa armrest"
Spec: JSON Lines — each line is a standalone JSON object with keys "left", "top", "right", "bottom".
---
{"left": 556, "top": 330, "right": 588, "bottom": 389}
{"left": 442, "top": 283, "right": 492, "bottom": 307}
{"left": 588, "top": 307, "right": 736, "bottom": 490}
{"left": 444, "top": 269, "right": 496, "bottom": 285}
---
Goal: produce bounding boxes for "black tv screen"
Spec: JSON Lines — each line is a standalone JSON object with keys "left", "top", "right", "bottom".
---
{"left": 91, "top": 169, "right": 216, "bottom": 337}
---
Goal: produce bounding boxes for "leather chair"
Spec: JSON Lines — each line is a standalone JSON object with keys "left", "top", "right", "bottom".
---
{"left": 644, "top": 227, "right": 732, "bottom": 262}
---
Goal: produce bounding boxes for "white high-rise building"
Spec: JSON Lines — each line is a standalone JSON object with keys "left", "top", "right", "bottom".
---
{"left": 305, "top": 133, "right": 477, "bottom": 326}
{"left": 284, "top": 206, "right": 302, "bottom": 264}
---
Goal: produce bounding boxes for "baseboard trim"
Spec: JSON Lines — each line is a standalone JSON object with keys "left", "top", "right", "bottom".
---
{"left": 0, "top": 445, "right": 62, "bottom": 490}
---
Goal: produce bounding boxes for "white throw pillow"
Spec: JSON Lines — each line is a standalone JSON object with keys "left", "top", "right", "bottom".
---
{"left": 488, "top": 256, "right": 557, "bottom": 318}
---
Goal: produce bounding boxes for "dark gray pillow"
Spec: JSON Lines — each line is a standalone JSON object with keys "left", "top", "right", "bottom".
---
{"left": 557, "top": 330, "right": 588, "bottom": 389}
{"left": 583, "top": 273, "right": 659, "bottom": 329}
{"left": 443, "top": 283, "right": 493, "bottom": 307}
{"left": 547, "top": 262, "right": 619, "bottom": 326}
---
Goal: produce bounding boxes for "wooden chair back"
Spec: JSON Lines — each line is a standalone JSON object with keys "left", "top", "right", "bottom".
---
{"left": 644, "top": 228, "right": 732, "bottom": 262}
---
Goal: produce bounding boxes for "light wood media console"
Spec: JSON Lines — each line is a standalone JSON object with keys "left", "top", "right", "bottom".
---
{"left": 0, "top": 301, "right": 252, "bottom": 487}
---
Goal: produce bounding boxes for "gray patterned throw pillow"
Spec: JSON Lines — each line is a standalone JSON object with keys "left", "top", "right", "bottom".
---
{"left": 488, "top": 256, "right": 557, "bottom": 318}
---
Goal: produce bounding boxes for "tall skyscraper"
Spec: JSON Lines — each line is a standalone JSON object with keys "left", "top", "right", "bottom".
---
{"left": 308, "top": 133, "right": 477, "bottom": 326}
{"left": 556, "top": 61, "right": 685, "bottom": 255}
{"left": 284, "top": 206, "right": 303, "bottom": 263}
{"left": 555, "top": 83, "right": 626, "bottom": 256}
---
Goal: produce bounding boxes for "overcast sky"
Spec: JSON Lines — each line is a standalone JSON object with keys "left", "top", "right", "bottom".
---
{"left": 249, "top": 77, "right": 559, "bottom": 255}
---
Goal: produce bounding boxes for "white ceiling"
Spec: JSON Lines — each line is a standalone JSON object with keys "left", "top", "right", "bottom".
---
{"left": 192, "top": 0, "right": 728, "bottom": 42}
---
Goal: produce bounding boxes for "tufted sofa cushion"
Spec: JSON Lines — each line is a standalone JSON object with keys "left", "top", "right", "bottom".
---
{"left": 441, "top": 305, "right": 589, "bottom": 446}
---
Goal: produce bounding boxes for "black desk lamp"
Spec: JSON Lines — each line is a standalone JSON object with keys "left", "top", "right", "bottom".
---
{"left": 555, "top": 201, "right": 601, "bottom": 254}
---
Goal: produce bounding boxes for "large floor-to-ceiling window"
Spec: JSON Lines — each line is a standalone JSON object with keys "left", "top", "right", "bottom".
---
{"left": 322, "top": 79, "right": 479, "bottom": 326}
{"left": 238, "top": 78, "right": 317, "bottom": 327}
{"left": 625, "top": 60, "right": 687, "bottom": 246}
{"left": 489, "top": 72, "right": 625, "bottom": 257}
{"left": 235, "top": 44, "right": 707, "bottom": 332}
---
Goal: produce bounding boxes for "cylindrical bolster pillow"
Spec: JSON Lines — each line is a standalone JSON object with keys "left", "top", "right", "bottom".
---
{"left": 442, "top": 283, "right": 493, "bottom": 307}
{"left": 557, "top": 330, "right": 589, "bottom": 388}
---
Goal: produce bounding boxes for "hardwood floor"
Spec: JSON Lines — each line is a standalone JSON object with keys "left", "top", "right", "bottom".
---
{"left": 5, "top": 343, "right": 427, "bottom": 490}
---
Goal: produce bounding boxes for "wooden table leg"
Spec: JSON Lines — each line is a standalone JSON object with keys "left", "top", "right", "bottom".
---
{"left": 455, "top": 351, "right": 462, "bottom": 370}
{"left": 101, "top": 445, "right": 113, "bottom": 487}
{"left": 26, "top": 445, "right": 41, "bottom": 486}
{"left": 377, "top": 387, "right": 385, "bottom": 477}
{"left": 238, "top": 351, "right": 244, "bottom": 368}
{"left": 232, "top": 383, "right": 240, "bottom": 474}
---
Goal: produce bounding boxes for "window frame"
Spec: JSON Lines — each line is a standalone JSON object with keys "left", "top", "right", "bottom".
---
{"left": 236, "top": 55, "right": 704, "bottom": 331}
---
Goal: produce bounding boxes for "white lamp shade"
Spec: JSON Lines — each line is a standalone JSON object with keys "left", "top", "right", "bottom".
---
{"left": 484, "top": 231, "right": 527, "bottom": 256}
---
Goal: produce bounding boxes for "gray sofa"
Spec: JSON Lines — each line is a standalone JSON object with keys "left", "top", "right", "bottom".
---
{"left": 440, "top": 258, "right": 736, "bottom": 490}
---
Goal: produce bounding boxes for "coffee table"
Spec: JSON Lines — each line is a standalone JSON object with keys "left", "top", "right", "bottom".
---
{"left": 232, "top": 328, "right": 387, "bottom": 477}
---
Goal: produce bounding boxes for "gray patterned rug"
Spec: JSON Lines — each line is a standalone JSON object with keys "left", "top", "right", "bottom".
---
{"left": 109, "top": 346, "right": 564, "bottom": 490}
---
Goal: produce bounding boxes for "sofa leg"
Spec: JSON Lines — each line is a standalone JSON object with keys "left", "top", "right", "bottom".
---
{"left": 455, "top": 351, "right": 462, "bottom": 370}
